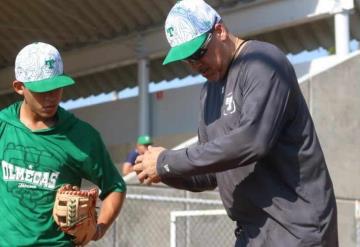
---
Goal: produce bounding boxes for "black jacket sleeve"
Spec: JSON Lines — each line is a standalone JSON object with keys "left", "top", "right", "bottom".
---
{"left": 157, "top": 47, "right": 295, "bottom": 178}
{"left": 160, "top": 173, "right": 217, "bottom": 192}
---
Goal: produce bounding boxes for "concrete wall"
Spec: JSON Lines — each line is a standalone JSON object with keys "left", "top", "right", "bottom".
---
{"left": 71, "top": 84, "right": 202, "bottom": 165}
{"left": 73, "top": 52, "right": 360, "bottom": 246}
{"left": 299, "top": 53, "right": 360, "bottom": 246}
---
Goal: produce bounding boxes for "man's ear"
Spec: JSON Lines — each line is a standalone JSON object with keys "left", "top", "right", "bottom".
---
{"left": 13, "top": 80, "right": 25, "bottom": 95}
{"left": 214, "top": 22, "right": 227, "bottom": 41}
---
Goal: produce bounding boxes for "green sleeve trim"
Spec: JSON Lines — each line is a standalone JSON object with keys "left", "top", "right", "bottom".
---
{"left": 99, "top": 181, "right": 127, "bottom": 200}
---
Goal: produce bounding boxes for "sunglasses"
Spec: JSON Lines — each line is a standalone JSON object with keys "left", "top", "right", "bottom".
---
{"left": 185, "top": 32, "right": 213, "bottom": 63}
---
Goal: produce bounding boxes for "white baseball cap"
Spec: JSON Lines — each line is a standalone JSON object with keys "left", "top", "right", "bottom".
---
{"left": 15, "top": 42, "right": 74, "bottom": 93}
{"left": 163, "top": 0, "right": 221, "bottom": 65}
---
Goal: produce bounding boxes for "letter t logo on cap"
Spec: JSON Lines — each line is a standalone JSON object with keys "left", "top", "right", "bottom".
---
{"left": 166, "top": 27, "right": 175, "bottom": 37}
{"left": 45, "top": 59, "right": 55, "bottom": 69}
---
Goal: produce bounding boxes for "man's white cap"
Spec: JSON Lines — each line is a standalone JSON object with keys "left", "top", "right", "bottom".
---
{"left": 15, "top": 42, "right": 74, "bottom": 92}
{"left": 163, "top": 0, "right": 221, "bottom": 65}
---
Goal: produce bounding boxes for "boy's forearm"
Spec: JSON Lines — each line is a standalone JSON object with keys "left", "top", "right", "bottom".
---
{"left": 96, "top": 191, "right": 126, "bottom": 238}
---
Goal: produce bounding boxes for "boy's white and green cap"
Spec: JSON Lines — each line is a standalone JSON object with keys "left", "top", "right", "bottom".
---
{"left": 163, "top": 0, "right": 221, "bottom": 65}
{"left": 15, "top": 42, "right": 74, "bottom": 93}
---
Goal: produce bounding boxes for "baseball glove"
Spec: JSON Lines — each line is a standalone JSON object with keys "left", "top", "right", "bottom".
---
{"left": 53, "top": 184, "right": 99, "bottom": 246}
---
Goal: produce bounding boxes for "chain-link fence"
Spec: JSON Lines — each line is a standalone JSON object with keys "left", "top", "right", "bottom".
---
{"left": 89, "top": 184, "right": 235, "bottom": 247}
{"left": 85, "top": 180, "right": 360, "bottom": 247}
{"left": 170, "top": 209, "right": 234, "bottom": 247}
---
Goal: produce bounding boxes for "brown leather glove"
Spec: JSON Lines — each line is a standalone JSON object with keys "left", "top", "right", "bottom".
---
{"left": 53, "top": 184, "right": 98, "bottom": 246}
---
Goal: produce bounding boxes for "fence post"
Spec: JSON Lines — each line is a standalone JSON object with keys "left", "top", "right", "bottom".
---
{"left": 356, "top": 201, "right": 360, "bottom": 247}
{"left": 170, "top": 213, "right": 177, "bottom": 247}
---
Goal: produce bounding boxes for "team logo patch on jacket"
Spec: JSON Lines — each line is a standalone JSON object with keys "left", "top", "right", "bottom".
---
{"left": 223, "top": 93, "right": 236, "bottom": 115}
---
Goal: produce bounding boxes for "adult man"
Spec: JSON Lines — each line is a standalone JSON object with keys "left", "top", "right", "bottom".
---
{"left": 134, "top": 0, "right": 338, "bottom": 246}
{"left": 122, "top": 135, "right": 152, "bottom": 176}
{"left": 0, "top": 42, "right": 126, "bottom": 246}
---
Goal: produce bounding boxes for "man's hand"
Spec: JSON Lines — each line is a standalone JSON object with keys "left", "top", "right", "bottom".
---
{"left": 134, "top": 146, "right": 166, "bottom": 185}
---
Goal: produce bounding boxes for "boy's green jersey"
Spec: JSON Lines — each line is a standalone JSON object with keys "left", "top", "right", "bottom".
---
{"left": 0, "top": 102, "right": 126, "bottom": 246}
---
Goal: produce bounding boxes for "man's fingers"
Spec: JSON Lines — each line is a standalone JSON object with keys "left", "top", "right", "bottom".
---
{"left": 135, "top": 154, "right": 143, "bottom": 164}
{"left": 136, "top": 170, "right": 148, "bottom": 183}
{"left": 144, "top": 177, "right": 152, "bottom": 186}
{"left": 144, "top": 177, "right": 160, "bottom": 185}
{"left": 133, "top": 163, "right": 141, "bottom": 172}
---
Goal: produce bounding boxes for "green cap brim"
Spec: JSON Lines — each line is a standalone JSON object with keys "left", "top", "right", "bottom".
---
{"left": 24, "top": 74, "right": 75, "bottom": 93}
{"left": 163, "top": 33, "right": 207, "bottom": 65}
